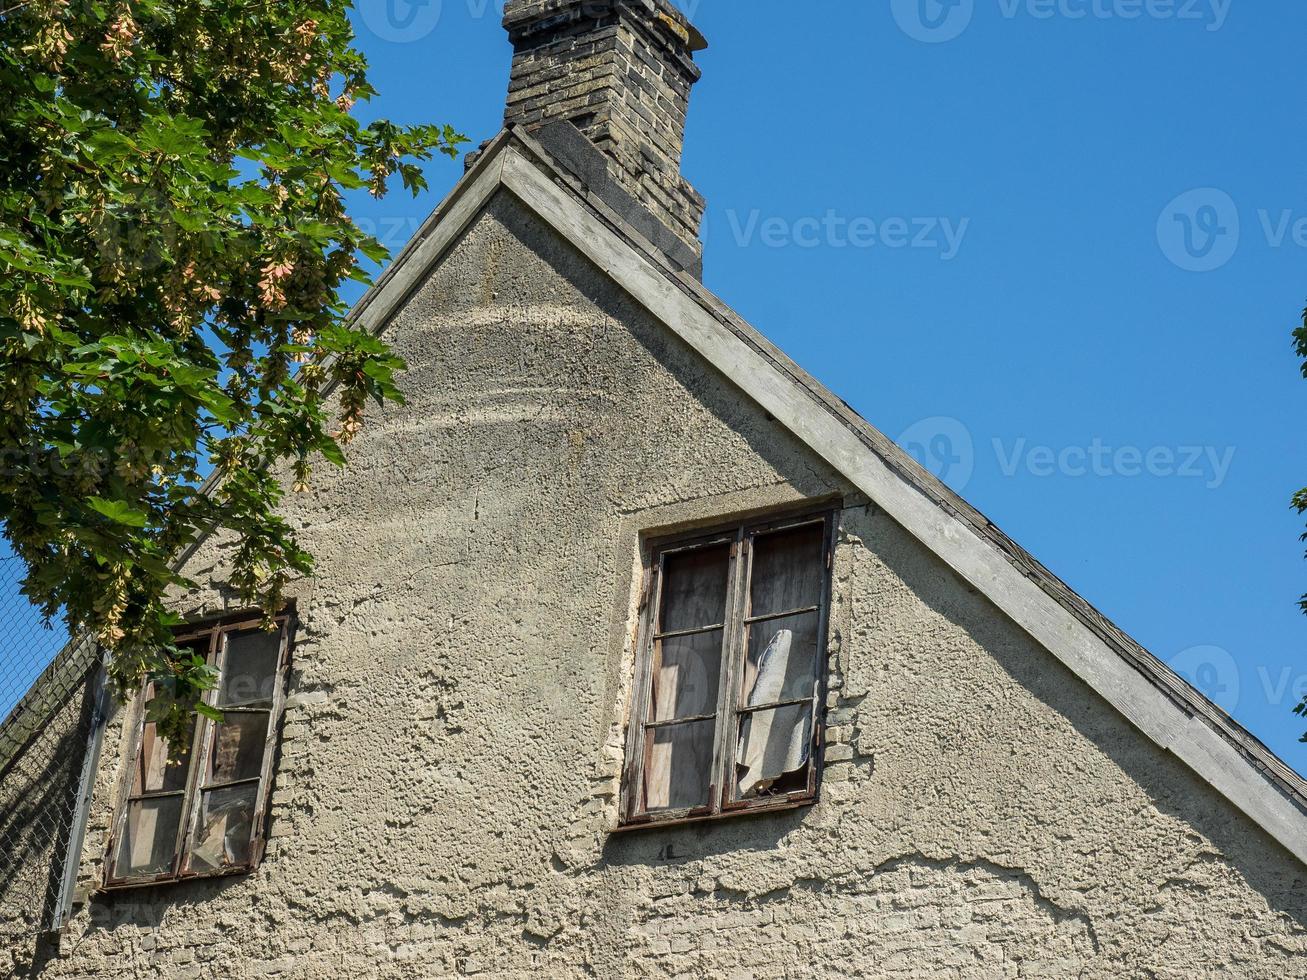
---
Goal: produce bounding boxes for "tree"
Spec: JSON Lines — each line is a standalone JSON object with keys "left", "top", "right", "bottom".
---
{"left": 0, "top": 0, "right": 464, "bottom": 746}
{"left": 1295, "top": 305, "right": 1307, "bottom": 738}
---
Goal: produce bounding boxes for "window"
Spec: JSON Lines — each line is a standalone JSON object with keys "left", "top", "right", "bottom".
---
{"left": 104, "top": 613, "right": 293, "bottom": 888}
{"left": 621, "top": 509, "right": 835, "bottom": 827}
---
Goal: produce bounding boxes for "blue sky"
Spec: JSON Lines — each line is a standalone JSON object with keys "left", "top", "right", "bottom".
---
{"left": 7, "top": 0, "right": 1307, "bottom": 772}
{"left": 0, "top": 539, "right": 70, "bottom": 720}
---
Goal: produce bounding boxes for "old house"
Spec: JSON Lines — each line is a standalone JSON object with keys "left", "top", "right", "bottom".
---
{"left": 4, "top": 0, "right": 1307, "bottom": 975}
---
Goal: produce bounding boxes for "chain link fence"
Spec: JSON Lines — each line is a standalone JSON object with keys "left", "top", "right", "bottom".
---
{"left": 0, "top": 545, "right": 101, "bottom": 937}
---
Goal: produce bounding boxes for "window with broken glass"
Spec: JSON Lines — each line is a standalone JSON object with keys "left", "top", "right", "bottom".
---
{"left": 621, "top": 509, "right": 835, "bottom": 827}
{"left": 103, "top": 614, "right": 293, "bottom": 888}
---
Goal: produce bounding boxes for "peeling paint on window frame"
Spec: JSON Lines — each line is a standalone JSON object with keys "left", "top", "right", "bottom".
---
{"left": 618, "top": 505, "right": 837, "bottom": 831}
{"left": 100, "top": 610, "right": 295, "bottom": 891}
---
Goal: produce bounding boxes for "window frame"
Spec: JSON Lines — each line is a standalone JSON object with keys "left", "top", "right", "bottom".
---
{"left": 102, "top": 611, "right": 294, "bottom": 890}
{"left": 619, "top": 506, "right": 837, "bottom": 830}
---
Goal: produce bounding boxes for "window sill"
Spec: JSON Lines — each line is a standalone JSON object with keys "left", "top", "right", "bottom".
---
{"left": 100, "top": 865, "right": 256, "bottom": 893}
{"left": 612, "top": 794, "right": 818, "bottom": 834}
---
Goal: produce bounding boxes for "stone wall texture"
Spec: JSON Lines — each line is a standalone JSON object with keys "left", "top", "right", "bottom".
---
{"left": 4, "top": 190, "right": 1307, "bottom": 977}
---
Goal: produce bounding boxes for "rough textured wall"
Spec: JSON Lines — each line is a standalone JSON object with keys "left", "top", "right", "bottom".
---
{"left": 6, "top": 189, "right": 1307, "bottom": 978}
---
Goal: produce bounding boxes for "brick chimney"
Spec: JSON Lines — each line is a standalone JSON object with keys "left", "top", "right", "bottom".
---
{"left": 502, "top": 0, "right": 708, "bottom": 264}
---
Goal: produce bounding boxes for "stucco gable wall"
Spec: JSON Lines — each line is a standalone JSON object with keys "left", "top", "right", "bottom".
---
{"left": 10, "top": 189, "right": 1306, "bottom": 977}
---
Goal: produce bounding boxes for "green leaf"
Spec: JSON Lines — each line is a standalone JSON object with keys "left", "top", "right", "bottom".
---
{"left": 195, "top": 702, "right": 225, "bottom": 722}
{"left": 86, "top": 497, "right": 151, "bottom": 527}
{"left": 319, "top": 439, "right": 346, "bottom": 466}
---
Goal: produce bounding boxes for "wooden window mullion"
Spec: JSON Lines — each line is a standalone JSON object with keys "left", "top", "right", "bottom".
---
{"left": 723, "top": 525, "right": 760, "bottom": 810}
{"left": 643, "top": 713, "right": 717, "bottom": 728}
{"left": 736, "top": 696, "right": 813, "bottom": 715}
{"left": 654, "top": 624, "right": 727, "bottom": 640}
{"left": 731, "top": 513, "right": 834, "bottom": 807}
{"left": 623, "top": 556, "right": 664, "bottom": 822}
{"left": 247, "top": 621, "right": 292, "bottom": 867}
{"left": 744, "top": 606, "right": 821, "bottom": 625}
{"left": 806, "top": 514, "right": 839, "bottom": 800}
{"left": 638, "top": 554, "right": 668, "bottom": 817}
{"left": 709, "top": 529, "right": 747, "bottom": 816}
{"left": 175, "top": 625, "right": 223, "bottom": 876}
{"left": 104, "top": 694, "right": 147, "bottom": 883}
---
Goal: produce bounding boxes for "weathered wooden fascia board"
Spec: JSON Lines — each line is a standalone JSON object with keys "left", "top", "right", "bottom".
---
{"left": 349, "top": 142, "right": 511, "bottom": 337}
{"left": 496, "top": 146, "right": 1307, "bottom": 866}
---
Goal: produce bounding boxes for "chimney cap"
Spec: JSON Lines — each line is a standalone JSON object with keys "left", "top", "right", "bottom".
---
{"left": 503, "top": 0, "right": 707, "bottom": 53}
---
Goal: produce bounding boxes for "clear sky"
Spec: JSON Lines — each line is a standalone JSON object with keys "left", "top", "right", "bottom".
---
{"left": 6, "top": 1, "right": 1307, "bottom": 773}
{"left": 0, "top": 538, "right": 70, "bottom": 720}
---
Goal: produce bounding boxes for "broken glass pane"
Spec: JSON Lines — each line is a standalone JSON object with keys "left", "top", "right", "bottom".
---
{"left": 643, "top": 719, "right": 714, "bottom": 811}
{"left": 115, "top": 796, "right": 182, "bottom": 877}
{"left": 651, "top": 629, "right": 723, "bottom": 722}
{"left": 659, "top": 545, "right": 730, "bottom": 634}
{"left": 736, "top": 702, "right": 812, "bottom": 799}
{"left": 187, "top": 783, "right": 258, "bottom": 873}
{"left": 750, "top": 523, "right": 824, "bottom": 617}
{"left": 219, "top": 629, "right": 282, "bottom": 708}
{"left": 132, "top": 720, "right": 194, "bottom": 795}
{"left": 207, "top": 711, "right": 269, "bottom": 785}
{"left": 740, "top": 612, "right": 820, "bottom": 707}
